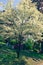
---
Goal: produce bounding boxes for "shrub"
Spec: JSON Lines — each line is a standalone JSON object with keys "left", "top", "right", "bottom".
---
{"left": 25, "top": 38, "right": 34, "bottom": 50}
{"left": 0, "top": 42, "right": 5, "bottom": 44}
{"left": 0, "top": 42, "right": 6, "bottom": 47}
{"left": 33, "top": 41, "right": 41, "bottom": 53}
{"left": 0, "top": 36, "right": 4, "bottom": 42}
{"left": 10, "top": 39, "right": 18, "bottom": 45}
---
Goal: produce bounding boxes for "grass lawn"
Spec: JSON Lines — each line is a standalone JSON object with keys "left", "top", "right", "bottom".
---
{"left": 0, "top": 44, "right": 43, "bottom": 65}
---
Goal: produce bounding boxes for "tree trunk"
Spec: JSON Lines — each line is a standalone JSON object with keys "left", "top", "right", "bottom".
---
{"left": 41, "top": 41, "right": 43, "bottom": 53}
{"left": 17, "top": 42, "right": 21, "bottom": 58}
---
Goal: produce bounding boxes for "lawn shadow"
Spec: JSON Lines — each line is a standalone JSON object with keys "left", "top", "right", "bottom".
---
{"left": 0, "top": 45, "right": 27, "bottom": 65}
{"left": 20, "top": 50, "right": 43, "bottom": 61}
{"left": 0, "top": 44, "right": 43, "bottom": 65}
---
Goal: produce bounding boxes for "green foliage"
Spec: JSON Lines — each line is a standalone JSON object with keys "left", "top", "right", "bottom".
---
{"left": 33, "top": 41, "right": 41, "bottom": 52}
{"left": 0, "top": 42, "right": 6, "bottom": 48}
{"left": 10, "top": 39, "right": 18, "bottom": 45}
{"left": 25, "top": 38, "right": 34, "bottom": 50}
{"left": 0, "top": 42, "right": 5, "bottom": 45}
{"left": 0, "top": 36, "right": 4, "bottom": 42}
{"left": 0, "top": 0, "right": 43, "bottom": 64}
{"left": 0, "top": 0, "right": 43, "bottom": 41}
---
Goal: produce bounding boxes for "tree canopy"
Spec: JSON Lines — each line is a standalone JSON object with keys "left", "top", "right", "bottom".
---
{"left": 0, "top": 0, "right": 43, "bottom": 41}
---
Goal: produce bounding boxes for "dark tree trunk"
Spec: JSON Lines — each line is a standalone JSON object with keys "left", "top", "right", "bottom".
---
{"left": 41, "top": 41, "right": 43, "bottom": 53}
{"left": 17, "top": 42, "right": 21, "bottom": 58}
{"left": 16, "top": 34, "right": 24, "bottom": 58}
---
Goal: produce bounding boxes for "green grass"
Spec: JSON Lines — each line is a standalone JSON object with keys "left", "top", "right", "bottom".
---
{"left": 20, "top": 50, "right": 43, "bottom": 60}
{"left": 0, "top": 44, "right": 43, "bottom": 65}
